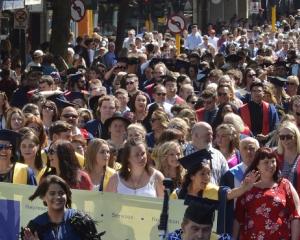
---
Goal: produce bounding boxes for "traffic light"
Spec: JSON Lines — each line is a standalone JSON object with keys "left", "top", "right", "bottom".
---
{"left": 151, "top": 0, "right": 167, "bottom": 18}
{"left": 270, "top": 0, "right": 276, "bottom": 7}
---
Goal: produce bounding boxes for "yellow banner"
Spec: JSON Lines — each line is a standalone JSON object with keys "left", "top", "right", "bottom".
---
{"left": 0, "top": 182, "right": 186, "bottom": 240}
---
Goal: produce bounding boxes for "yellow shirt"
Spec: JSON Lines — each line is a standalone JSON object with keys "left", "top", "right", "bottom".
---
{"left": 41, "top": 149, "right": 85, "bottom": 168}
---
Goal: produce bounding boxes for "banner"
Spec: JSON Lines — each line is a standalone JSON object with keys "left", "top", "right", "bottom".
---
{"left": 25, "top": 0, "right": 41, "bottom": 5}
{"left": 0, "top": 182, "right": 186, "bottom": 240}
{"left": 0, "top": 0, "right": 24, "bottom": 10}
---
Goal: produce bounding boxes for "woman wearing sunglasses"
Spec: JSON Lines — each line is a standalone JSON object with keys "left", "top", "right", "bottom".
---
{"left": 0, "top": 129, "right": 36, "bottom": 185}
{"left": 44, "top": 139, "right": 93, "bottom": 190}
{"left": 40, "top": 100, "right": 59, "bottom": 133}
{"left": 276, "top": 121, "right": 300, "bottom": 194}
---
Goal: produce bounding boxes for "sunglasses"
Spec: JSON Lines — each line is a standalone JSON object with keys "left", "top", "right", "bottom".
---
{"left": 47, "top": 148, "right": 57, "bottom": 155}
{"left": 247, "top": 74, "right": 256, "bottom": 77}
{"left": 0, "top": 144, "right": 12, "bottom": 151}
{"left": 189, "top": 101, "right": 197, "bottom": 105}
{"left": 218, "top": 92, "right": 227, "bottom": 97}
{"left": 116, "top": 66, "right": 126, "bottom": 70}
{"left": 279, "top": 134, "right": 294, "bottom": 141}
{"left": 126, "top": 81, "right": 135, "bottom": 86}
{"left": 203, "top": 100, "right": 213, "bottom": 105}
{"left": 62, "top": 114, "right": 78, "bottom": 119}
{"left": 156, "top": 92, "right": 166, "bottom": 96}
{"left": 151, "top": 118, "right": 159, "bottom": 122}
{"left": 43, "top": 105, "right": 55, "bottom": 111}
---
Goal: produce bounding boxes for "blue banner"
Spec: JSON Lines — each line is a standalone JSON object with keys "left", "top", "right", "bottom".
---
{"left": 0, "top": 199, "right": 20, "bottom": 240}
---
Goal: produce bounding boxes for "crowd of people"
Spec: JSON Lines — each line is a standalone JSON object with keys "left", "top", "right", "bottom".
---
{"left": 1, "top": 9, "right": 300, "bottom": 240}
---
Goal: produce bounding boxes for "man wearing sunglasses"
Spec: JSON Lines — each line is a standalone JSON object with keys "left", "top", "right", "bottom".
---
{"left": 195, "top": 88, "right": 218, "bottom": 126}
{"left": 0, "top": 129, "right": 36, "bottom": 185}
{"left": 148, "top": 84, "right": 173, "bottom": 117}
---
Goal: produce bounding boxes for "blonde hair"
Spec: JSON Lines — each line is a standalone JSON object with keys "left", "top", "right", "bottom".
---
{"left": 168, "top": 117, "right": 190, "bottom": 139}
{"left": 85, "top": 139, "right": 109, "bottom": 173}
{"left": 223, "top": 112, "right": 245, "bottom": 133}
{"left": 287, "top": 76, "right": 299, "bottom": 86}
{"left": 127, "top": 123, "right": 147, "bottom": 141}
{"left": 216, "top": 123, "right": 239, "bottom": 152}
{"left": 155, "top": 141, "right": 183, "bottom": 187}
{"left": 277, "top": 122, "right": 300, "bottom": 155}
{"left": 152, "top": 109, "right": 169, "bottom": 128}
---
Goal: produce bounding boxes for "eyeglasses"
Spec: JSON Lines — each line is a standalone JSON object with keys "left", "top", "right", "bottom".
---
{"left": 151, "top": 118, "right": 159, "bottom": 122}
{"left": 287, "top": 82, "right": 296, "bottom": 85}
{"left": 126, "top": 81, "right": 135, "bottom": 86}
{"left": 47, "top": 148, "right": 57, "bottom": 155}
{"left": 156, "top": 92, "right": 166, "bottom": 96}
{"left": 218, "top": 92, "right": 227, "bottom": 97}
{"left": 189, "top": 101, "right": 197, "bottom": 105}
{"left": 62, "top": 114, "right": 78, "bottom": 119}
{"left": 247, "top": 74, "right": 256, "bottom": 77}
{"left": 116, "top": 66, "right": 127, "bottom": 70}
{"left": 43, "top": 105, "right": 55, "bottom": 111}
{"left": 0, "top": 144, "right": 12, "bottom": 151}
{"left": 279, "top": 134, "right": 294, "bottom": 141}
{"left": 203, "top": 100, "right": 213, "bottom": 105}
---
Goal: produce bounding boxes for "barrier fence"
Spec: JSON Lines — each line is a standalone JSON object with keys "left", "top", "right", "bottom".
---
{"left": 0, "top": 182, "right": 186, "bottom": 240}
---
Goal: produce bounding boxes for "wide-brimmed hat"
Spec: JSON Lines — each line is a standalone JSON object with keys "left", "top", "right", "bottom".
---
{"left": 104, "top": 112, "right": 131, "bottom": 130}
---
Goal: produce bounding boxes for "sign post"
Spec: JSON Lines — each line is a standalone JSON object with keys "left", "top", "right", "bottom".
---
{"left": 14, "top": 9, "right": 28, "bottom": 29}
{"left": 71, "top": 0, "right": 86, "bottom": 22}
{"left": 167, "top": 15, "right": 186, "bottom": 55}
{"left": 271, "top": 5, "right": 276, "bottom": 32}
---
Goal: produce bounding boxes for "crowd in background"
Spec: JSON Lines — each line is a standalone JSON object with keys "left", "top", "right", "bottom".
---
{"left": 1, "top": 9, "right": 300, "bottom": 239}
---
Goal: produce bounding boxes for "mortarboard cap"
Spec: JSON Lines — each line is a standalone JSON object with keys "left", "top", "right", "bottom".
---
{"left": 189, "top": 51, "right": 201, "bottom": 60}
{"left": 28, "top": 66, "right": 44, "bottom": 75}
{"left": 179, "top": 149, "right": 212, "bottom": 172}
{"left": 0, "top": 129, "right": 22, "bottom": 149}
{"left": 47, "top": 93, "right": 76, "bottom": 110}
{"left": 64, "top": 91, "right": 85, "bottom": 102}
{"left": 184, "top": 201, "right": 215, "bottom": 225}
{"left": 89, "top": 95, "right": 101, "bottom": 114}
{"left": 68, "top": 72, "right": 83, "bottom": 83}
{"left": 66, "top": 68, "right": 78, "bottom": 76}
{"left": 175, "top": 59, "right": 190, "bottom": 71}
{"left": 274, "top": 61, "right": 288, "bottom": 69}
{"left": 225, "top": 54, "right": 243, "bottom": 63}
{"left": 149, "top": 58, "right": 162, "bottom": 68}
{"left": 268, "top": 76, "right": 287, "bottom": 88}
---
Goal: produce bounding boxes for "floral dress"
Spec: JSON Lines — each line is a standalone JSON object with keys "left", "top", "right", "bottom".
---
{"left": 235, "top": 178, "right": 300, "bottom": 240}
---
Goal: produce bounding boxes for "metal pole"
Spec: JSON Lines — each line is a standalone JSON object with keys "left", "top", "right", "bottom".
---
{"left": 271, "top": 5, "right": 276, "bottom": 32}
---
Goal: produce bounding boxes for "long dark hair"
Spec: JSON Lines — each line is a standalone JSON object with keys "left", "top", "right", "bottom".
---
{"left": 47, "top": 140, "right": 81, "bottom": 186}
{"left": 119, "top": 139, "right": 150, "bottom": 181}
{"left": 245, "top": 147, "right": 281, "bottom": 183}
{"left": 29, "top": 175, "right": 72, "bottom": 208}
{"left": 178, "top": 162, "right": 210, "bottom": 199}
{"left": 19, "top": 132, "right": 43, "bottom": 170}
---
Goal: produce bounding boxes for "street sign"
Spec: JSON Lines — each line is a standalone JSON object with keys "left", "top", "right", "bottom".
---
{"left": 167, "top": 15, "right": 186, "bottom": 34}
{"left": 14, "top": 9, "right": 28, "bottom": 29}
{"left": 71, "top": 0, "right": 86, "bottom": 22}
{"left": 211, "top": 0, "right": 221, "bottom": 4}
{"left": 250, "top": 1, "right": 261, "bottom": 14}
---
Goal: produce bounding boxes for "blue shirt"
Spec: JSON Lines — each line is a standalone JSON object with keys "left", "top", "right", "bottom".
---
{"left": 167, "top": 229, "right": 232, "bottom": 240}
{"left": 28, "top": 209, "right": 81, "bottom": 240}
{"left": 184, "top": 33, "right": 202, "bottom": 51}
